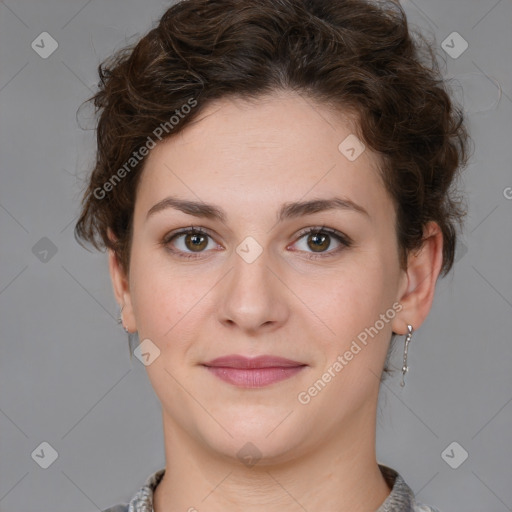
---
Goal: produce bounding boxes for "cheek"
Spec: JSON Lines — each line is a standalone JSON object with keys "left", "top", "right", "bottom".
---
{"left": 129, "top": 249, "right": 215, "bottom": 341}
{"left": 129, "top": 248, "right": 179, "bottom": 335}
{"left": 298, "top": 256, "right": 393, "bottom": 350}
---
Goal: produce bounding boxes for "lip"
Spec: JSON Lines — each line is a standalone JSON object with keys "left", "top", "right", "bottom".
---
{"left": 201, "top": 355, "right": 307, "bottom": 388}
{"left": 203, "top": 354, "right": 306, "bottom": 369}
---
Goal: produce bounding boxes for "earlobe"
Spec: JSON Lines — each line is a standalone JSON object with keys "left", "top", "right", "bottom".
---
{"left": 391, "top": 221, "right": 444, "bottom": 335}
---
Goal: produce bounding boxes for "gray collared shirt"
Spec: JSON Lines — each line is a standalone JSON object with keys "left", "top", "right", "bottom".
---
{"left": 101, "top": 464, "right": 442, "bottom": 512}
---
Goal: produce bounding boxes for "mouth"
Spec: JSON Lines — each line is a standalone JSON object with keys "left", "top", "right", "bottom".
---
{"left": 201, "top": 355, "right": 307, "bottom": 388}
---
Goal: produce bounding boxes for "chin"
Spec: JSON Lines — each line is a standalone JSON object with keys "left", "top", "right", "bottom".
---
{"left": 192, "top": 410, "right": 309, "bottom": 466}
{"left": 206, "top": 431, "right": 305, "bottom": 468}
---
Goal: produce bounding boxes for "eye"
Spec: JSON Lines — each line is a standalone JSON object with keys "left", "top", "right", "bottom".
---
{"left": 162, "top": 225, "right": 352, "bottom": 260}
{"left": 290, "top": 226, "right": 352, "bottom": 259}
{"left": 162, "top": 227, "right": 219, "bottom": 259}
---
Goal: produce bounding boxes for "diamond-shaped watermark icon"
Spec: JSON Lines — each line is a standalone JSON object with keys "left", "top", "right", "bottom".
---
{"left": 32, "top": 237, "right": 58, "bottom": 263}
{"left": 31, "top": 32, "right": 59, "bottom": 59}
{"left": 236, "top": 441, "right": 262, "bottom": 468}
{"left": 236, "top": 236, "right": 263, "bottom": 264}
{"left": 133, "top": 338, "right": 161, "bottom": 366}
{"left": 338, "top": 134, "right": 365, "bottom": 161}
{"left": 441, "top": 32, "right": 468, "bottom": 59}
{"left": 31, "top": 441, "right": 58, "bottom": 469}
{"left": 441, "top": 441, "right": 468, "bottom": 469}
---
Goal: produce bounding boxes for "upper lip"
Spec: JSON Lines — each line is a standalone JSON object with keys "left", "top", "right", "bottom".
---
{"left": 202, "top": 355, "right": 306, "bottom": 369}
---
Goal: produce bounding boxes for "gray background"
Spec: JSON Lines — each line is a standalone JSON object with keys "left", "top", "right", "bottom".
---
{"left": 1, "top": 0, "right": 511, "bottom": 511}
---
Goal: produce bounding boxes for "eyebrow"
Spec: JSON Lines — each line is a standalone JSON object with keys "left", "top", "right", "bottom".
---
{"left": 146, "top": 195, "right": 370, "bottom": 223}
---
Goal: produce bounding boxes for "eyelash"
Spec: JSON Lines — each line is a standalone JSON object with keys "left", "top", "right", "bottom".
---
{"left": 161, "top": 225, "right": 352, "bottom": 260}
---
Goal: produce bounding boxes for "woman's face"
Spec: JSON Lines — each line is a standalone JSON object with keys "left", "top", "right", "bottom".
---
{"left": 113, "top": 90, "right": 412, "bottom": 462}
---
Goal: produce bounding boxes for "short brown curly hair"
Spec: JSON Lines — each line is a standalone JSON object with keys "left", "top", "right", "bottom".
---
{"left": 75, "top": 0, "right": 470, "bottom": 303}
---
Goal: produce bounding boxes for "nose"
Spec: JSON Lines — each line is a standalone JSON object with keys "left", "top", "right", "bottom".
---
{"left": 215, "top": 241, "right": 289, "bottom": 335}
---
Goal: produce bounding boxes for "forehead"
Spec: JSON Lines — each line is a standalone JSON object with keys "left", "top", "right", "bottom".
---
{"left": 135, "top": 90, "right": 392, "bottom": 224}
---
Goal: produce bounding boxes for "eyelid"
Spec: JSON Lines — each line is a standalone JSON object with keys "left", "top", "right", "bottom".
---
{"left": 293, "top": 225, "right": 352, "bottom": 245}
{"left": 162, "top": 226, "right": 217, "bottom": 246}
{"left": 289, "top": 225, "right": 352, "bottom": 259}
{"left": 161, "top": 226, "right": 221, "bottom": 260}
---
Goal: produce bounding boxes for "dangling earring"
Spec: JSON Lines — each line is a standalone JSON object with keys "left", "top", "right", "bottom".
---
{"left": 400, "top": 324, "right": 414, "bottom": 387}
{"left": 118, "top": 304, "right": 129, "bottom": 333}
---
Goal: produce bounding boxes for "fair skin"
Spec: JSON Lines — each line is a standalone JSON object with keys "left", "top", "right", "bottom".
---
{"left": 109, "top": 90, "right": 443, "bottom": 512}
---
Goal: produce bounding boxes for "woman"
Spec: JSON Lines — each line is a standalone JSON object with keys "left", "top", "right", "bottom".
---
{"left": 74, "top": 0, "right": 469, "bottom": 510}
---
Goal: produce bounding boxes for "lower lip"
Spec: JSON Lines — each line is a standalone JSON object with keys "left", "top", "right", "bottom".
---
{"left": 204, "top": 365, "right": 306, "bottom": 387}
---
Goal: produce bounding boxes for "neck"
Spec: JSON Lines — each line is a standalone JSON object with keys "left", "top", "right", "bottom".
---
{"left": 153, "top": 399, "right": 391, "bottom": 512}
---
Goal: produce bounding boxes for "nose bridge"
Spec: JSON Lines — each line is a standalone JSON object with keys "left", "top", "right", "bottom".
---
{"left": 217, "top": 234, "right": 288, "bottom": 330}
{"left": 234, "top": 236, "right": 272, "bottom": 286}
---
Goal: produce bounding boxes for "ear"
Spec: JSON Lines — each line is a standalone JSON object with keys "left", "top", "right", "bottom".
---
{"left": 107, "top": 228, "right": 136, "bottom": 333}
{"left": 391, "top": 221, "right": 444, "bottom": 335}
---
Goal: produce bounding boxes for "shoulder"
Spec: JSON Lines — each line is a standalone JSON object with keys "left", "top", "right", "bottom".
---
{"left": 100, "top": 468, "right": 165, "bottom": 512}
{"left": 377, "top": 464, "right": 443, "bottom": 512}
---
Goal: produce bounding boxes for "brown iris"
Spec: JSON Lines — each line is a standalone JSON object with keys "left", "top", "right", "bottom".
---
{"left": 185, "top": 232, "right": 208, "bottom": 252}
{"left": 307, "top": 231, "right": 330, "bottom": 252}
